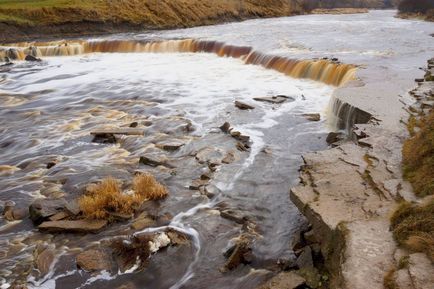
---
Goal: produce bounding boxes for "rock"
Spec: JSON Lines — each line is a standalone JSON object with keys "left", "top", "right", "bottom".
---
{"left": 38, "top": 220, "right": 108, "bottom": 233}
{"left": 220, "top": 122, "right": 231, "bottom": 133}
{"left": 140, "top": 154, "right": 174, "bottom": 168}
{"left": 220, "top": 209, "right": 247, "bottom": 224}
{"left": 29, "top": 198, "right": 67, "bottom": 225}
{"left": 303, "top": 230, "right": 318, "bottom": 244}
{"left": 222, "top": 152, "right": 236, "bottom": 164}
{"left": 129, "top": 122, "right": 138, "bottom": 128}
{"left": 48, "top": 211, "right": 69, "bottom": 221}
{"left": 166, "top": 229, "right": 189, "bottom": 246}
{"left": 221, "top": 236, "right": 252, "bottom": 271}
{"left": 326, "top": 132, "right": 343, "bottom": 144}
{"left": 64, "top": 200, "right": 81, "bottom": 215}
{"left": 148, "top": 233, "right": 171, "bottom": 253}
{"left": 257, "top": 271, "right": 306, "bottom": 289}
{"left": 12, "top": 208, "right": 28, "bottom": 220}
{"left": 235, "top": 101, "right": 255, "bottom": 110}
{"left": 236, "top": 141, "right": 250, "bottom": 151}
{"left": 46, "top": 161, "right": 57, "bottom": 169}
{"left": 76, "top": 249, "right": 112, "bottom": 272}
{"left": 408, "top": 253, "right": 434, "bottom": 289}
{"left": 156, "top": 212, "right": 173, "bottom": 226}
{"left": 415, "top": 78, "right": 424, "bottom": 83}
{"left": 253, "top": 95, "right": 294, "bottom": 104}
{"left": 36, "top": 248, "right": 55, "bottom": 276}
{"left": 25, "top": 55, "right": 42, "bottom": 62}
{"left": 195, "top": 147, "right": 224, "bottom": 165}
{"left": 277, "top": 252, "right": 297, "bottom": 270}
{"left": 189, "top": 179, "right": 209, "bottom": 190}
{"left": 296, "top": 246, "right": 314, "bottom": 269}
{"left": 157, "top": 140, "right": 185, "bottom": 151}
{"left": 90, "top": 128, "right": 144, "bottom": 136}
{"left": 92, "top": 133, "right": 116, "bottom": 144}
{"left": 303, "top": 113, "right": 321, "bottom": 121}
{"left": 131, "top": 215, "right": 156, "bottom": 230}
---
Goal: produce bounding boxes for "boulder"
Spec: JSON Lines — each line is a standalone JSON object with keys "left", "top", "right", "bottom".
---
{"left": 257, "top": 272, "right": 306, "bottom": 289}
{"left": 326, "top": 132, "right": 343, "bottom": 144}
{"left": 38, "top": 220, "right": 108, "bottom": 233}
{"left": 235, "top": 101, "right": 255, "bottom": 110}
{"left": 29, "top": 198, "right": 67, "bottom": 225}
{"left": 76, "top": 249, "right": 112, "bottom": 272}
{"left": 220, "top": 122, "right": 231, "bottom": 133}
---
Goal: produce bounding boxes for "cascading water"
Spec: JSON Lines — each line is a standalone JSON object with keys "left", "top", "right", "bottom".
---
{"left": 0, "top": 39, "right": 357, "bottom": 86}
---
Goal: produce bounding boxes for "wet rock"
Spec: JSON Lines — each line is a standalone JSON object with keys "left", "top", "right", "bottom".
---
{"left": 415, "top": 78, "right": 424, "bottom": 83}
{"left": 129, "top": 121, "right": 138, "bottom": 128}
{"left": 303, "top": 230, "right": 318, "bottom": 244}
{"left": 25, "top": 55, "right": 42, "bottom": 62}
{"left": 195, "top": 147, "right": 224, "bottom": 165}
{"left": 221, "top": 235, "right": 253, "bottom": 272}
{"left": 91, "top": 128, "right": 144, "bottom": 136}
{"left": 65, "top": 200, "right": 81, "bottom": 215}
{"left": 189, "top": 179, "right": 209, "bottom": 190}
{"left": 303, "top": 113, "right": 321, "bottom": 122}
{"left": 156, "top": 139, "right": 185, "bottom": 151}
{"left": 117, "top": 282, "right": 137, "bottom": 289}
{"left": 29, "top": 198, "right": 67, "bottom": 225}
{"left": 92, "top": 133, "right": 117, "bottom": 143}
{"left": 140, "top": 154, "right": 174, "bottom": 168}
{"left": 220, "top": 122, "right": 231, "bottom": 133}
{"left": 48, "top": 211, "right": 69, "bottom": 221}
{"left": 220, "top": 209, "right": 248, "bottom": 224}
{"left": 222, "top": 151, "right": 236, "bottom": 164}
{"left": 109, "top": 212, "right": 134, "bottom": 221}
{"left": 235, "top": 100, "right": 255, "bottom": 110}
{"left": 46, "top": 161, "right": 57, "bottom": 169}
{"left": 131, "top": 214, "right": 156, "bottom": 230}
{"left": 166, "top": 229, "right": 189, "bottom": 246}
{"left": 236, "top": 141, "right": 250, "bottom": 151}
{"left": 9, "top": 282, "right": 28, "bottom": 289}
{"left": 277, "top": 251, "right": 297, "bottom": 270}
{"left": 111, "top": 235, "right": 152, "bottom": 272}
{"left": 326, "top": 132, "right": 344, "bottom": 144}
{"left": 11, "top": 208, "right": 28, "bottom": 220}
{"left": 253, "top": 95, "right": 293, "bottom": 104}
{"left": 76, "top": 249, "right": 113, "bottom": 272}
{"left": 156, "top": 212, "right": 173, "bottom": 226}
{"left": 296, "top": 246, "right": 314, "bottom": 269}
{"left": 3, "top": 200, "right": 16, "bottom": 221}
{"left": 257, "top": 271, "right": 306, "bottom": 289}
{"left": 38, "top": 219, "right": 108, "bottom": 233}
{"left": 36, "top": 248, "right": 55, "bottom": 276}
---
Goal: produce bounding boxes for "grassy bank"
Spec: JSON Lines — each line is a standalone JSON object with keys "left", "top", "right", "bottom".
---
{"left": 0, "top": 0, "right": 306, "bottom": 43}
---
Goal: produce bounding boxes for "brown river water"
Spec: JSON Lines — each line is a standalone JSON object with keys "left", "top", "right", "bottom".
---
{"left": 0, "top": 10, "right": 433, "bottom": 289}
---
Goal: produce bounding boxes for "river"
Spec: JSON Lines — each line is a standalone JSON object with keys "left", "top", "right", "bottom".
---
{"left": 0, "top": 10, "right": 433, "bottom": 289}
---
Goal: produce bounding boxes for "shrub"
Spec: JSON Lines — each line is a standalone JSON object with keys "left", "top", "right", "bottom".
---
{"left": 390, "top": 200, "right": 434, "bottom": 262}
{"left": 79, "top": 174, "right": 168, "bottom": 219}
{"left": 398, "top": 0, "right": 434, "bottom": 13}
{"left": 133, "top": 173, "right": 168, "bottom": 201}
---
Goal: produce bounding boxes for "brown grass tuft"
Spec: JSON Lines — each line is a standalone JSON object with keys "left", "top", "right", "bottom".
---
{"left": 390, "top": 200, "right": 434, "bottom": 262}
{"left": 133, "top": 173, "right": 168, "bottom": 201}
{"left": 402, "top": 110, "right": 434, "bottom": 197}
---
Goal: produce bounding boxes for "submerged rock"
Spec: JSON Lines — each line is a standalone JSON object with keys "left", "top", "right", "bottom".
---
{"left": 76, "top": 249, "right": 113, "bottom": 272}
{"left": 35, "top": 248, "right": 55, "bottom": 277}
{"left": 38, "top": 219, "right": 108, "bottom": 233}
{"left": 253, "top": 95, "right": 294, "bottom": 104}
{"left": 257, "top": 272, "right": 306, "bottom": 289}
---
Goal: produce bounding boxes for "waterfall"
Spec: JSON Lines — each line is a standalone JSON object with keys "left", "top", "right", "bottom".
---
{"left": 0, "top": 39, "right": 357, "bottom": 87}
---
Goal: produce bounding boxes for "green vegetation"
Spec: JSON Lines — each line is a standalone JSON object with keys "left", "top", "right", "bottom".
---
{"left": 390, "top": 200, "right": 434, "bottom": 262}
{"left": 402, "top": 110, "right": 434, "bottom": 197}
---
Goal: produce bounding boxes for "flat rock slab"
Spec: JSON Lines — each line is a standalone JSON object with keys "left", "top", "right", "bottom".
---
{"left": 253, "top": 95, "right": 294, "bottom": 104}
{"left": 90, "top": 128, "right": 144, "bottom": 136}
{"left": 257, "top": 271, "right": 306, "bottom": 289}
{"left": 156, "top": 140, "right": 186, "bottom": 151}
{"left": 39, "top": 220, "right": 108, "bottom": 233}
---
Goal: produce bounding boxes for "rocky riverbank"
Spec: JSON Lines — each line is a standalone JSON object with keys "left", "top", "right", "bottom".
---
{"left": 289, "top": 59, "right": 434, "bottom": 288}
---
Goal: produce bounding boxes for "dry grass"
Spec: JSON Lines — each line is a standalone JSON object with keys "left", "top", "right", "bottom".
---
{"left": 402, "top": 110, "right": 434, "bottom": 197}
{"left": 390, "top": 200, "right": 434, "bottom": 262}
{"left": 383, "top": 268, "right": 398, "bottom": 289}
{"left": 79, "top": 174, "right": 168, "bottom": 220}
{"left": 133, "top": 173, "right": 168, "bottom": 201}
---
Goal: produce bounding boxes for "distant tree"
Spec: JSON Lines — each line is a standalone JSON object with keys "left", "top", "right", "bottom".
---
{"left": 398, "top": 0, "right": 434, "bottom": 13}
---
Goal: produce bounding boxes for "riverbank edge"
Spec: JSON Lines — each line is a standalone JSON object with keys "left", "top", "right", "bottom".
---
{"left": 289, "top": 59, "right": 434, "bottom": 288}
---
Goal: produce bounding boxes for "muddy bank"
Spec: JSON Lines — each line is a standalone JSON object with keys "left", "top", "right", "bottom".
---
{"left": 289, "top": 59, "right": 434, "bottom": 288}
{"left": 0, "top": 0, "right": 308, "bottom": 43}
